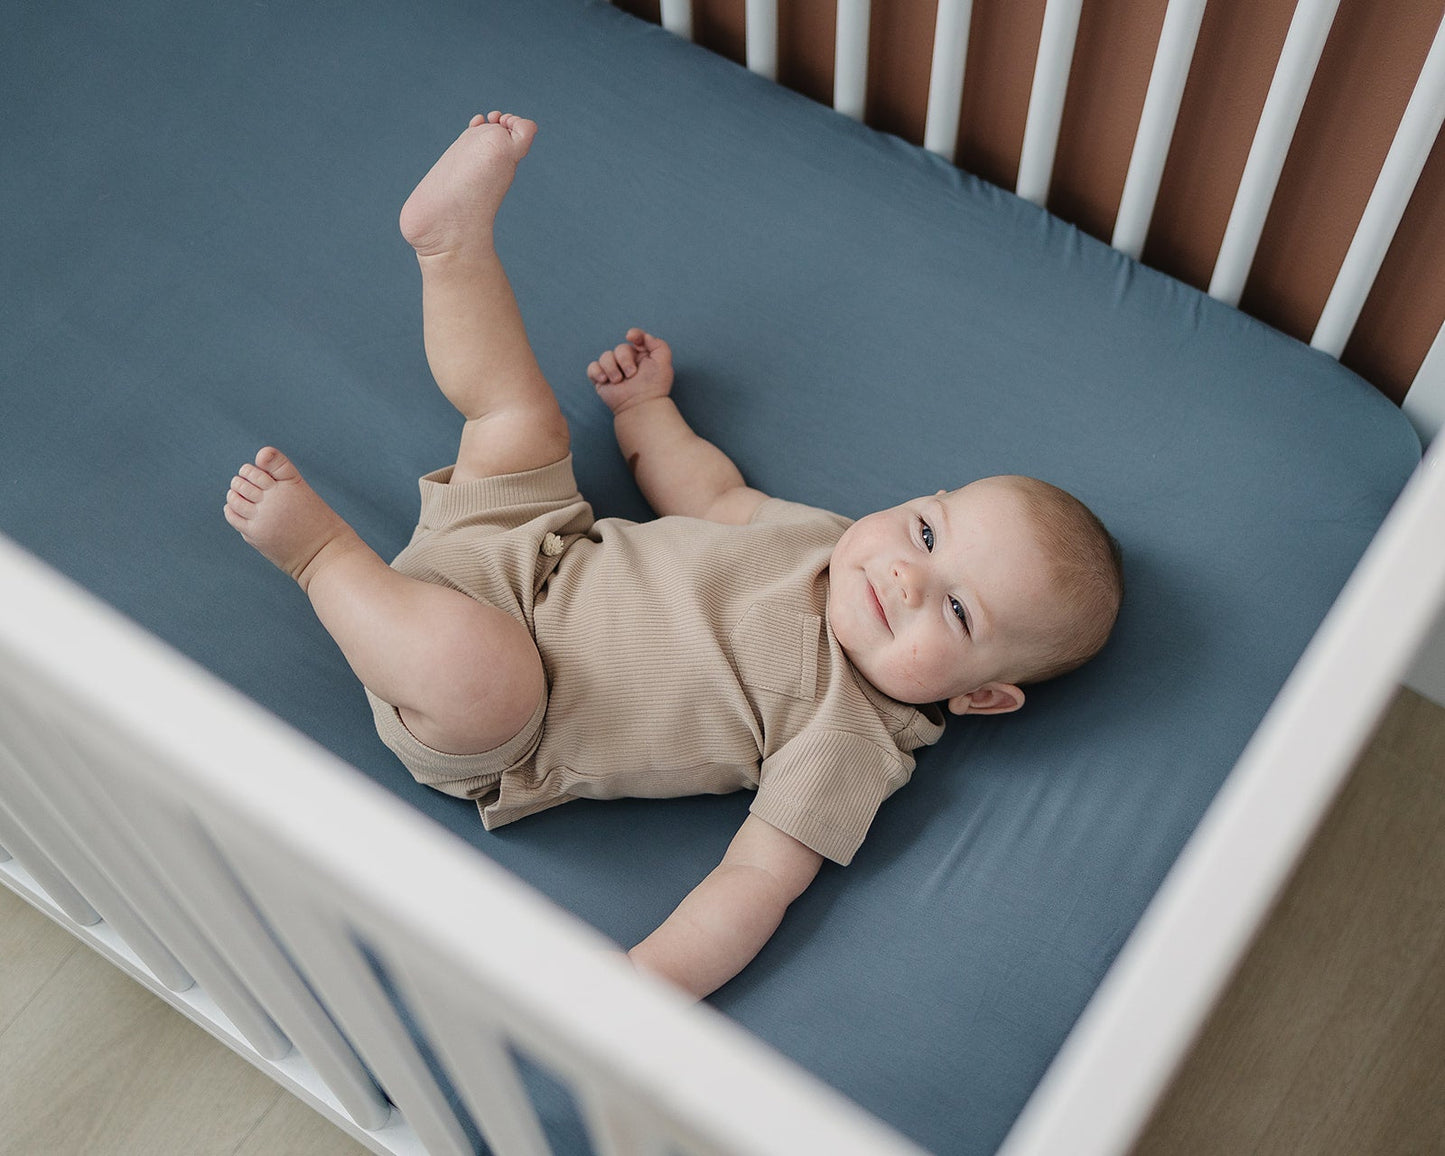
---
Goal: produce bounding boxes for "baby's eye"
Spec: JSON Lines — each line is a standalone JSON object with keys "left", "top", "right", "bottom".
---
{"left": 949, "top": 596, "right": 970, "bottom": 633}
{"left": 920, "top": 519, "right": 935, "bottom": 552}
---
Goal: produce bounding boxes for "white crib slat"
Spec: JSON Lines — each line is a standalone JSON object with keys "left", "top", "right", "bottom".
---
{"left": 746, "top": 0, "right": 778, "bottom": 80}
{"left": 581, "top": 1090, "right": 677, "bottom": 1156}
{"left": 1404, "top": 320, "right": 1445, "bottom": 447}
{"left": 660, "top": 0, "right": 693, "bottom": 40}
{"left": 835, "top": 0, "right": 871, "bottom": 121}
{"left": 1, "top": 706, "right": 212, "bottom": 997}
{"left": 389, "top": 957, "right": 554, "bottom": 1156}
{"left": 16, "top": 702, "right": 295, "bottom": 1057}
{"left": 0, "top": 718, "right": 192, "bottom": 990}
{"left": 1016, "top": 0, "right": 1085, "bottom": 205}
{"left": 61, "top": 736, "right": 296, "bottom": 1060}
{"left": 1111, "top": 0, "right": 1209, "bottom": 258}
{"left": 158, "top": 815, "right": 394, "bottom": 1128}
{"left": 923, "top": 0, "right": 974, "bottom": 160}
{"left": 68, "top": 743, "right": 296, "bottom": 1061}
{"left": 1208, "top": 0, "right": 1342, "bottom": 306}
{"left": 230, "top": 846, "right": 474, "bottom": 1156}
{"left": 0, "top": 795, "right": 98, "bottom": 924}
{"left": 1311, "top": 10, "right": 1445, "bottom": 357}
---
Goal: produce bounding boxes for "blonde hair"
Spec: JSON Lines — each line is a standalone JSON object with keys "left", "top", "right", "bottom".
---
{"left": 1006, "top": 476, "right": 1123, "bottom": 684}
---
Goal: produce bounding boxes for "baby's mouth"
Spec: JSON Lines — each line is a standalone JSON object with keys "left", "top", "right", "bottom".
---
{"left": 867, "top": 580, "right": 891, "bottom": 633}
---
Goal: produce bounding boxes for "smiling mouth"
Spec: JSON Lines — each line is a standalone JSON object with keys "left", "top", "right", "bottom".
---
{"left": 867, "top": 580, "right": 891, "bottom": 633}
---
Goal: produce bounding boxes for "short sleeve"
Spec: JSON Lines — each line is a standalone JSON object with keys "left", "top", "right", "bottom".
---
{"left": 749, "top": 729, "right": 914, "bottom": 865}
{"left": 748, "top": 497, "right": 853, "bottom": 536}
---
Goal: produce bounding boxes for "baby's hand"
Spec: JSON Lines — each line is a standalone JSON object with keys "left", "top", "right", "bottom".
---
{"left": 589, "top": 329, "right": 674, "bottom": 415}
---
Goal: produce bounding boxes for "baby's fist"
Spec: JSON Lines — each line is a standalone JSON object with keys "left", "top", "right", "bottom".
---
{"left": 590, "top": 328, "right": 674, "bottom": 414}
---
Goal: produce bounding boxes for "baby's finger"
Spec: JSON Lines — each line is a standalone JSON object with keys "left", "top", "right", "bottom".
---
{"left": 613, "top": 342, "right": 638, "bottom": 378}
{"left": 586, "top": 360, "right": 604, "bottom": 385}
{"left": 633, "top": 329, "right": 671, "bottom": 363}
{"left": 598, "top": 350, "right": 623, "bottom": 383}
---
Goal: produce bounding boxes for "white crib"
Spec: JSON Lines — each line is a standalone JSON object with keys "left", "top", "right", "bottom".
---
{"left": 4, "top": 1, "right": 1444, "bottom": 1153}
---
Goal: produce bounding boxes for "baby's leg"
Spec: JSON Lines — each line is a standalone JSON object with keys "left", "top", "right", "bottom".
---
{"left": 400, "top": 113, "right": 569, "bottom": 484}
{"left": 225, "top": 448, "right": 544, "bottom": 755}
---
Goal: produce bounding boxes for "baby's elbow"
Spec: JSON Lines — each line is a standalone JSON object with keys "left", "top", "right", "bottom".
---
{"left": 738, "top": 852, "right": 823, "bottom": 909}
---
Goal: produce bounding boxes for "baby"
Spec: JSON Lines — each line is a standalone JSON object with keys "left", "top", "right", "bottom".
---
{"left": 225, "top": 113, "right": 1122, "bottom": 999}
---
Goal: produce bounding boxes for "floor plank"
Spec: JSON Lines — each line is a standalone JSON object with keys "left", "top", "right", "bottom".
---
{"left": 0, "top": 888, "right": 368, "bottom": 1155}
{"left": 0, "top": 883, "right": 80, "bottom": 1035}
{"left": 1132, "top": 688, "right": 1445, "bottom": 1155}
{"left": 236, "top": 1091, "right": 379, "bottom": 1156}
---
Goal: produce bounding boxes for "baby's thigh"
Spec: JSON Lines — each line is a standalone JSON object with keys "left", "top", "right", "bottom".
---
{"left": 396, "top": 590, "right": 545, "bottom": 757}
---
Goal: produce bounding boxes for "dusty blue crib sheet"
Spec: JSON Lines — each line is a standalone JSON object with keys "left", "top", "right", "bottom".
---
{"left": 2, "top": 0, "right": 1422, "bottom": 1152}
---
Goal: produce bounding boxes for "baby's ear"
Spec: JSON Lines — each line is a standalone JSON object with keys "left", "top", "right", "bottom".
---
{"left": 948, "top": 682, "right": 1025, "bottom": 716}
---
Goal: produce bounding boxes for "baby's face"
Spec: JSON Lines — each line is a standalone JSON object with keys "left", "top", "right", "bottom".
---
{"left": 827, "top": 478, "right": 1059, "bottom": 713}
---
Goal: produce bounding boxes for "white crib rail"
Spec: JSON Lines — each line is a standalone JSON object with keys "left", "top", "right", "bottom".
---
{"left": 1110, "top": 0, "right": 1210, "bottom": 259}
{"left": 1208, "top": 0, "right": 1344, "bottom": 305}
{"left": 922, "top": 0, "right": 974, "bottom": 160}
{"left": 1015, "top": 0, "right": 1085, "bottom": 207}
{"left": 833, "top": 0, "right": 872, "bottom": 121}
{"left": 745, "top": 0, "right": 778, "bottom": 80}
{"left": 0, "top": 533, "right": 923, "bottom": 1156}
{"left": 1311, "top": 7, "right": 1445, "bottom": 357}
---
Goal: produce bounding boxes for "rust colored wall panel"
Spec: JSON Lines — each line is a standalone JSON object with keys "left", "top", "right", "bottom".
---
{"left": 612, "top": 0, "right": 660, "bottom": 24}
{"left": 863, "top": 0, "right": 938, "bottom": 146}
{"left": 1140, "top": 1, "right": 1297, "bottom": 293}
{"left": 692, "top": 0, "right": 748, "bottom": 66}
{"left": 954, "top": 0, "right": 1049, "bottom": 191}
{"left": 778, "top": 0, "right": 838, "bottom": 110}
{"left": 1050, "top": 0, "right": 1171, "bottom": 243}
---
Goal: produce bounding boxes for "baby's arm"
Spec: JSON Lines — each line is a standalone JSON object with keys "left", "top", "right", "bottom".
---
{"left": 629, "top": 813, "right": 823, "bottom": 1000}
{"left": 589, "top": 329, "right": 768, "bottom": 524}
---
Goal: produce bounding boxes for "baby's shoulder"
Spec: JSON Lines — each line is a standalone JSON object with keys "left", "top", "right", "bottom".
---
{"left": 747, "top": 496, "right": 852, "bottom": 534}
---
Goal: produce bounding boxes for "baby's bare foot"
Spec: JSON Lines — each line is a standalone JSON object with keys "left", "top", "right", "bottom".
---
{"left": 399, "top": 112, "right": 537, "bottom": 257}
{"left": 224, "top": 448, "right": 361, "bottom": 589}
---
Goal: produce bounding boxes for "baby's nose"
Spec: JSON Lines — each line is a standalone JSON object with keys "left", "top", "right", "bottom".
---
{"left": 892, "top": 563, "right": 921, "bottom": 604}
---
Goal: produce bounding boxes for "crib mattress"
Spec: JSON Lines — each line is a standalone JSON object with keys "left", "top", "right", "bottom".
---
{"left": 1, "top": 1, "right": 1422, "bottom": 1153}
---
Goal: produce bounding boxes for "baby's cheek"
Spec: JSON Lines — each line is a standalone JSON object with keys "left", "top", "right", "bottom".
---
{"left": 910, "top": 640, "right": 958, "bottom": 694}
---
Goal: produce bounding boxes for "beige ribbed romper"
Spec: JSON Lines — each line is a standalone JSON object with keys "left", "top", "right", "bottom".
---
{"left": 367, "top": 456, "right": 945, "bottom": 864}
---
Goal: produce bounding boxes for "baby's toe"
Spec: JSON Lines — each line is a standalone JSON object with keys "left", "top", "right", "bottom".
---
{"left": 239, "top": 462, "right": 274, "bottom": 489}
{"left": 254, "top": 446, "right": 300, "bottom": 482}
{"left": 224, "top": 489, "right": 253, "bottom": 521}
{"left": 231, "top": 474, "right": 263, "bottom": 502}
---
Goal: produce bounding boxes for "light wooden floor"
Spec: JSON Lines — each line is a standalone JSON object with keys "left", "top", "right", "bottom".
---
{"left": 1134, "top": 687, "right": 1445, "bottom": 1155}
{"left": 0, "top": 885, "right": 369, "bottom": 1156}
{"left": 3, "top": 689, "right": 1442, "bottom": 1155}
